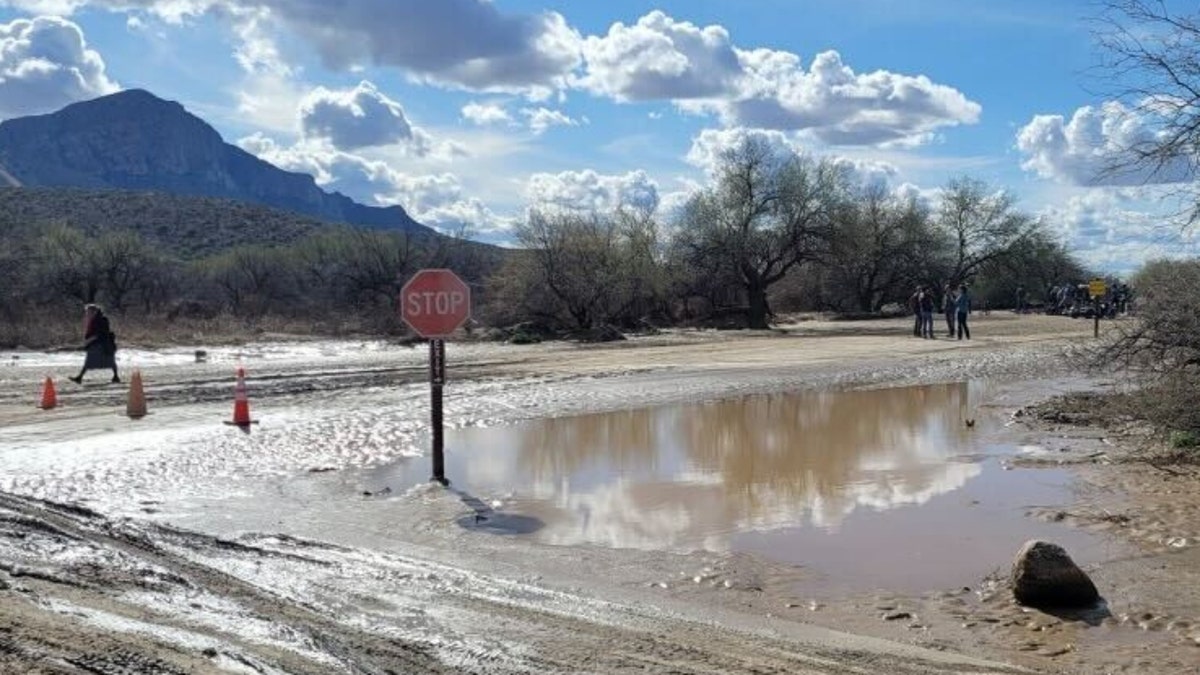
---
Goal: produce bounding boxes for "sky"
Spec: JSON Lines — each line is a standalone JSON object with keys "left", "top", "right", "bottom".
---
{"left": 1, "top": 0, "right": 1198, "bottom": 273}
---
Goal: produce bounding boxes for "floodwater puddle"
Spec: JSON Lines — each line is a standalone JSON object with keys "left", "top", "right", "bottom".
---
{"left": 375, "top": 382, "right": 1116, "bottom": 594}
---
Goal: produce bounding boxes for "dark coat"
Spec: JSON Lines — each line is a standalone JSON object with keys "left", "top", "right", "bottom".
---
{"left": 83, "top": 313, "right": 117, "bottom": 370}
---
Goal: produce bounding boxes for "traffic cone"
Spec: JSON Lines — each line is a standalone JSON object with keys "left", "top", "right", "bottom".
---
{"left": 126, "top": 370, "right": 148, "bottom": 419}
{"left": 224, "top": 367, "right": 256, "bottom": 426}
{"left": 38, "top": 377, "right": 58, "bottom": 410}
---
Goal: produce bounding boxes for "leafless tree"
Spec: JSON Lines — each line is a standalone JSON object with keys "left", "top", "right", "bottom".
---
{"left": 93, "top": 230, "right": 158, "bottom": 313}
{"left": 675, "top": 136, "right": 849, "bottom": 329}
{"left": 515, "top": 208, "right": 661, "bottom": 330}
{"left": 936, "top": 177, "right": 1036, "bottom": 287}
{"left": 1094, "top": 0, "right": 1200, "bottom": 222}
{"left": 35, "top": 225, "right": 101, "bottom": 305}
{"left": 827, "top": 184, "right": 940, "bottom": 312}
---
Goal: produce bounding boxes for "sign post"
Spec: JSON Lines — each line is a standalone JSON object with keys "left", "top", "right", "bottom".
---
{"left": 400, "top": 269, "right": 472, "bottom": 486}
{"left": 1088, "top": 278, "right": 1107, "bottom": 339}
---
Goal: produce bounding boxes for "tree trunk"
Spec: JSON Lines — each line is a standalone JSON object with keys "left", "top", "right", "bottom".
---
{"left": 747, "top": 285, "right": 770, "bottom": 329}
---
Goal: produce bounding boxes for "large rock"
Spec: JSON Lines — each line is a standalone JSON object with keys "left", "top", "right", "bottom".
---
{"left": 1011, "top": 540, "right": 1100, "bottom": 608}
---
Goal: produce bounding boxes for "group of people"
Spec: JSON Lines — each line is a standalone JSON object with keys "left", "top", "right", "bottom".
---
{"left": 1046, "top": 281, "right": 1131, "bottom": 317}
{"left": 910, "top": 284, "right": 972, "bottom": 340}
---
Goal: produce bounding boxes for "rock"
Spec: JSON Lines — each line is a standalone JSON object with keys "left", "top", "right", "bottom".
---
{"left": 883, "top": 611, "right": 912, "bottom": 621}
{"left": 1011, "top": 540, "right": 1100, "bottom": 608}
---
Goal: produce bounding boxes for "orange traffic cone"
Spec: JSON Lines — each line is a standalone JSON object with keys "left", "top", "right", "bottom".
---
{"left": 38, "top": 376, "right": 58, "bottom": 410}
{"left": 126, "top": 370, "right": 148, "bottom": 419}
{"left": 224, "top": 367, "right": 256, "bottom": 426}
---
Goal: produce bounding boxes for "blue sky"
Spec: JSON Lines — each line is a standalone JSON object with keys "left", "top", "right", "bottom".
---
{"left": 1, "top": 0, "right": 1197, "bottom": 272}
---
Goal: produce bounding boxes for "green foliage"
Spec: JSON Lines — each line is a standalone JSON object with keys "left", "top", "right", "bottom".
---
{"left": 0, "top": 187, "right": 340, "bottom": 257}
{"left": 1170, "top": 430, "right": 1200, "bottom": 450}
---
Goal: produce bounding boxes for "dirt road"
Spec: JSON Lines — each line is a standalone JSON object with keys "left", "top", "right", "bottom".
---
{"left": 7, "top": 313, "right": 1187, "bottom": 673}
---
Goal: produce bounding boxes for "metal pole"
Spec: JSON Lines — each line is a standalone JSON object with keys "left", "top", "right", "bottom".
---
{"left": 430, "top": 338, "right": 448, "bottom": 485}
{"left": 1094, "top": 299, "right": 1100, "bottom": 339}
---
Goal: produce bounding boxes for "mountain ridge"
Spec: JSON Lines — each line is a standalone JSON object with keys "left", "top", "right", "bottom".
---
{"left": 0, "top": 90, "right": 431, "bottom": 235}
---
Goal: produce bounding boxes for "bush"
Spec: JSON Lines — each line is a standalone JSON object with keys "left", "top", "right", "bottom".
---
{"left": 1097, "top": 258, "right": 1200, "bottom": 437}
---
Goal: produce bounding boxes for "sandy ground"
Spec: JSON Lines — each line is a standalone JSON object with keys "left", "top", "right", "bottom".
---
{"left": 1, "top": 313, "right": 1197, "bottom": 673}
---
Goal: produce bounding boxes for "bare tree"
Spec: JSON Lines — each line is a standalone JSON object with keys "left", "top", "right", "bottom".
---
{"left": 93, "top": 230, "right": 158, "bottom": 313}
{"left": 1094, "top": 0, "right": 1200, "bottom": 221}
{"left": 827, "top": 184, "right": 940, "bottom": 312}
{"left": 35, "top": 225, "right": 101, "bottom": 305}
{"left": 675, "top": 137, "right": 848, "bottom": 329}
{"left": 515, "top": 209, "right": 661, "bottom": 330}
{"left": 936, "top": 177, "right": 1036, "bottom": 287}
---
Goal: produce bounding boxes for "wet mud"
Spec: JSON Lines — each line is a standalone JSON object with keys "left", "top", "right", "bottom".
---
{"left": 2, "top": 315, "right": 1198, "bottom": 673}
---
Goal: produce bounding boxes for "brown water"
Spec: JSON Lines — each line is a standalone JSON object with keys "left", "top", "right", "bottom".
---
{"left": 381, "top": 382, "right": 1114, "bottom": 593}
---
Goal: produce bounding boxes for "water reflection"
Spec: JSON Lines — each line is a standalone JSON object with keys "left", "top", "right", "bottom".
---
{"left": 442, "top": 382, "right": 989, "bottom": 551}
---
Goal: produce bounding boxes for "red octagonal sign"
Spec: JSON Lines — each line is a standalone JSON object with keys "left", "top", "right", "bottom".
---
{"left": 400, "top": 269, "right": 472, "bottom": 338}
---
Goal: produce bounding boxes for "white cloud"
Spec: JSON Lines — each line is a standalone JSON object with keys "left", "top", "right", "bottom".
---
{"left": 0, "top": 1, "right": 216, "bottom": 23}
{"left": 228, "top": 4, "right": 289, "bottom": 76}
{"left": 238, "top": 133, "right": 511, "bottom": 235}
{"left": 525, "top": 169, "right": 659, "bottom": 213}
{"left": 234, "top": 67, "right": 305, "bottom": 134}
{"left": 299, "top": 80, "right": 424, "bottom": 152}
{"left": 0, "top": 15, "right": 118, "bottom": 119}
{"left": 685, "top": 127, "right": 899, "bottom": 188}
{"left": 1016, "top": 101, "right": 1192, "bottom": 187}
{"left": 702, "top": 48, "right": 980, "bottom": 146}
{"left": 579, "top": 11, "right": 979, "bottom": 146}
{"left": 3, "top": 0, "right": 583, "bottom": 94}
{"left": 520, "top": 106, "right": 582, "bottom": 135}
{"left": 253, "top": 0, "right": 582, "bottom": 94}
{"left": 1036, "top": 187, "right": 1200, "bottom": 273}
{"left": 578, "top": 11, "right": 741, "bottom": 101}
{"left": 686, "top": 127, "right": 797, "bottom": 174}
{"left": 237, "top": 133, "right": 402, "bottom": 202}
{"left": 461, "top": 101, "right": 512, "bottom": 126}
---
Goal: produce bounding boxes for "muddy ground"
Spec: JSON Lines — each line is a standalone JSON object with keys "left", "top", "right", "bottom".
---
{"left": 1, "top": 313, "right": 1198, "bottom": 673}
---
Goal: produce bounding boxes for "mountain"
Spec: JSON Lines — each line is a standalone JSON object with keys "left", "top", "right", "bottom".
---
{"left": 0, "top": 187, "right": 333, "bottom": 257}
{"left": 0, "top": 90, "right": 431, "bottom": 235}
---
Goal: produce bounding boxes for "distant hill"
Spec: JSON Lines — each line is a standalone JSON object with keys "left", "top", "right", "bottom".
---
{"left": 0, "top": 89, "right": 431, "bottom": 235}
{"left": 0, "top": 187, "right": 475, "bottom": 260}
{"left": 0, "top": 187, "right": 329, "bottom": 256}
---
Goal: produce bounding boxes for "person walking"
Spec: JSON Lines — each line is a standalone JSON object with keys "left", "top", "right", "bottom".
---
{"left": 69, "top": 303, "right": 120, "bottom": 384}
{"left": 955, "top": 284, "right": 972, "bottom": 341}
{"left": 919, "top": 288, "right": 936, "bottom": 339}
{"left": 942, "top": 283, "right": 956, "bottom": 337}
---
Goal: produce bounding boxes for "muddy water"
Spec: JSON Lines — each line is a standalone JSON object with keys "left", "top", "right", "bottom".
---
{"left": 377, "top": 382, "right": 1113, "bottom": 594}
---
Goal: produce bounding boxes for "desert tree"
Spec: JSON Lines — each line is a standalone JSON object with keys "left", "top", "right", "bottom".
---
{"left": 333, "top": 230, "right": 416, "bottom": 309}
{"left": 514, "top": 207, "right": 663, "bottom": 330}
{"left": 204, "top": 246, "right": 292, "bottom": 316}
{"left": 92, "top": 230, "right": 160, "bottom": 313}
{"left": 34, "top": 225, "right": 102, "bottom": 305}
{"left": 825, "top": 183, "right": 942, "bottom": 312}
{"left": 1094, "top": 0, "right": 1200, "bottom": 222}
{"left": 935, "top": 177, "right": 1037, "bottom": 287}
{"left": 1097, "top": 258, "right": 1200, "bottom": 435}
{"left": 674, "top": 136, "right": 850, "bottom": 329}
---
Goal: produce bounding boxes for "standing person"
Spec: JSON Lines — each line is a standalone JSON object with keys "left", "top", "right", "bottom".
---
{"left": 942, "top": 283, "right": 956, "bottom": 337}
{"left": 69, "top": 304, "right": 120, "bottom": 384}
{"left": 955, "top": 284, "right": 972, "bottom": 341}
{"left": 919, "top": 288, "right": 936, "bottom": 339}
{"left": 1016, "top": 285, "right": 1027, "bottom": 314}
{"left": 909, "top": 286, "right": 923, "bottom": 337}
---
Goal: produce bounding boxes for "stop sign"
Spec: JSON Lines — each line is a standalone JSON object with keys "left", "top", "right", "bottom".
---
{"left": 400, "top": 269, "right": 472, "bottom": 338}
